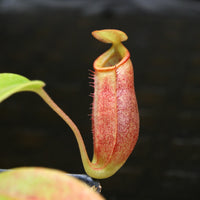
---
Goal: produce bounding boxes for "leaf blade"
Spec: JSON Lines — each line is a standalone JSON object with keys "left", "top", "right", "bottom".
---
{"left": 0, "top": 167, "right": 105, "bottom": 200}
{"left": 0, "top": 73, "right": 45, "bottom": 103}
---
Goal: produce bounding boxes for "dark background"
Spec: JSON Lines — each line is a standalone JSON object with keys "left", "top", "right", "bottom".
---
{"left": 0, "top": 0, "right": 200, "bottom": 199}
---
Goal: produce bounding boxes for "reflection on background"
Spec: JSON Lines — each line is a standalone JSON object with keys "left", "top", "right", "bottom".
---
{"left": 1, "top": 0, "right": 200, "bottom": 15}
{"left": 0, "top": 0, "right": 200, "bottom": 199}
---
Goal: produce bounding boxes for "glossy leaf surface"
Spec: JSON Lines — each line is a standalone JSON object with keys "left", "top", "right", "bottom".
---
{"left": 0, "top": 73, "right": 45, "bottom": 103}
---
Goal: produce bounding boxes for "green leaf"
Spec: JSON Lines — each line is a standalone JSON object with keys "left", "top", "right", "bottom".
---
{"left": 0, "top": 167, "right": 105, "bottom": 200}
{"left": 0, "top": 73, "right": 45, "bottom": 103}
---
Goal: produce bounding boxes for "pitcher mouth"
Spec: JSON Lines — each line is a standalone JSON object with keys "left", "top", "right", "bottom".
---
{"left": 93, "top": 43, "right": 130, "bottom": 72}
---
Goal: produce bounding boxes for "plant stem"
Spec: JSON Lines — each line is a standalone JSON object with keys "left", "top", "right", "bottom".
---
{"left": 36, "top": 89, "right": 92, "bottom": 171}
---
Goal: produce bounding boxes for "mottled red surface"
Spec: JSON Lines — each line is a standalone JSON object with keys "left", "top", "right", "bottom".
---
{"left": 92, "top": 41, "right": 139, "bottom": 175}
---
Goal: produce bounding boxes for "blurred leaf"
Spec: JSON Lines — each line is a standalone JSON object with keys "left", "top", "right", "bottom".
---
{"left": 0, "top": 167, "right": 105, "bottom": 200}
{"left": 0, "top": 73, "right": 45, "bottom": 103}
